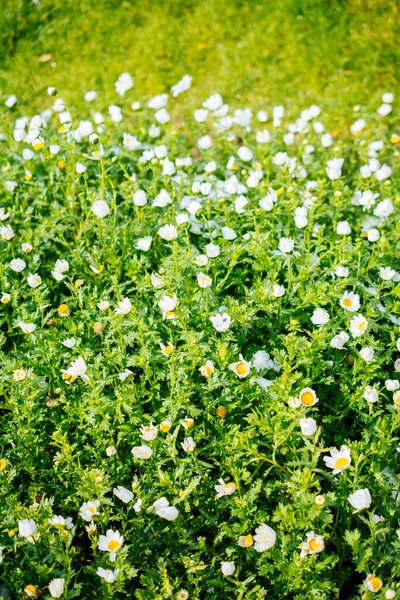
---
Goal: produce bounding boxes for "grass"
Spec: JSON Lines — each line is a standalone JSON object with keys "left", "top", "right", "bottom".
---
{"left": 1, "top": 0, "right": 399, "bottom": 119}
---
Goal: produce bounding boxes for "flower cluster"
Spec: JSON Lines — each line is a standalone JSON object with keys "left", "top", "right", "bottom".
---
{"left": 0, "top": 74, "right": 399, "bottom": 599}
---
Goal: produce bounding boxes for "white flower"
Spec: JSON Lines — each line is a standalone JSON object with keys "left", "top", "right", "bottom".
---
{"left": 158, "top": 224, "right": 178, "bottom": 241}
{"left": 198, "top": 135, "right": 212, "bottom": 149}
{"left": 252, "top": 350, "right": 272, "bottom": 372}
{"left": 131, "top": 445, "right": 153, "bottom": 459}
{"left": 221, "top": 226, "right": 237, "bottom": 240}
{"left": 97, "top": 568, "right": 120, "bottom": 583}
{"left": 154, "top": 108, "right": 170, "bottom": 124}
{"left": 113, "top": 486, "right": 134, "bottom": 504}
{"left": 118, "top": 368, "right": 133, "bottom": 382}
{"left": 264, "top": 278, "right": 281, "bottom": 297}
{"left": 367, "top": 228, "right": 380, "bottom": 242}
{"left": 75, "top": 162, "right": 86, "bottom": 174}
{"left": 150, "top": 273, "right": 165, "bottom": 289}
{"left": 98, "top": 529, "right": 123, "bottom": 562}
{"left": 294, "top": 206, "right": 308, "bottom": 228}
{"left": 153, "top": 189, "right": 172, "bottom": 208}
{"left": 62, "top": 356, "right": 89, "bottom": 382}
{"left": 221, "top": 561, "right": 235, "bottom": 576}
{"left": 10, "top": 258, "right": 26, "bottom": 272}
{"left": 197, "top": 273, "right": 212, "bottom": 288}
{"left": 364, "top": 575, "right": 383, "bottom": 593}
{"left": 115, "top": 298, "right": 132, "bottom": 315}
{"left": 349, "top": 314, "right": 368, "bottom": 337}
{"left": 253, "top": 523, "right": 276, "bottom": 552}
{"left": 350, "top": 118, "right": 366, "bottom": 135}
{"left": 278, "top": 237, "right": 294, "bottom": 254}
{"left": 335, "top": 266, "right": 349, "bottom": 278}
{"left": 378, "top": 103, "right": 392, "bottom": 116}
{"left": 97, "top": 300, "right": 110, "bottom": 310}
{"left": 140, "top": 422, "right": 158, "bottom": 441}
{"left": 364, "top": 386, "right": 378, "bottom": 403}
{"left": 18, "top": 519, "right": 37, "bottom": 538}
{"left": 133, "top": 190, "right": 147, "bottom": 206}
{"left": 62, "top": 338, "right": 76, "bottom": 349}
{"left": 374, "top": 198, "right": 393, "bottom": 217}
{"left": 336, "top": 221, "right": 351, "bottom": 235}
{"left": 115, "top": 72, "right": 133, "bottom": 95}
{"left": 91, "top": 200, "right": 109, "bottom": 218}
{"left": 385, "top": 379, "right": 399, "bottom": 391}
{"left": 256, "top": 129, "right": 270, "bottom": 143}
{"left": 205, "top": 243, "right": 220, "bottom": 258}
{"left": 106, "top": 446, "right": 116, "bottom": 457}
{"left": 158, "top": 294, "right": 177, "bottom": 319}
{"left": 229, "top": 354, "right": 251, "bottom": 378}
{"left": 340, "top": 292, "right": 360, "bottom": 312}
{"left": 171, "top": 74, "right": 192, "bottom": 97}
{"left": 323, "top": 445, "right": 351, "bottom": 474}
{"left": 48, "top": 515, "right": 74, "bottom": 530}
{"left": 136, "top": 236, "right": 152, "bottom": 251}
{"left": 311, "top": 308, "right": 329, "bottom": 326}
{"left": 27, "top": 273, "right": 41, "bottom": 288}
{"left": 237, "top": 146, "right": 253, "bottom": 161}
{"left": 299, "top": 388, "right": 319, "bottom": 407}
{"left": 330, "top": 331, "right": 349, "bottom": 349}
{"left": 299, "top": 418, "right": 317, "bottom": 436}
{"left": 148, "top": 93, "right": 168, "bottom": 109}
{"left": 181, "top": 437, "right": 196, "bottom": 453}
{"left": 5, "top": 94, "right": 17, "bottom": 108}
{"left": 215, "top": 478, "right": 236, "bottom": 498}
{"left": 194, "top": 109, "right": 208, "bottom": 122}
{"left": 203, "top": 93, "right": 223, "bottom": 111}
{"left": 326, "top": 158, "right": 344, "bottom": 180}
{"left": 348, "top": 488, "right": 372, "bottom": 513}
{"left": 380, "top": 266, "right": 396, "bottom": 281}
{"left": 300, "top": 532, "right": 325, "bottom": 558}
{"left": 149, "top": 497, "right": 179, "bottom": 520}
{"left": 18, "top": 321, "right": 36, "bottom": 334}
{"left": 48, "top": 578, "right": 65, "bottom": 598}
{"left": 359, "top": 347, "right": 374, "bottom": 362}
{"left": 375, "top": 164, "right": 392, "bottom": 181}
{"left": 210, "top": 313, "right": 232, "bottom": 332}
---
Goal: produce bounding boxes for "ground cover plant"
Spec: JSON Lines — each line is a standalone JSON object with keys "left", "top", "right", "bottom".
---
{"left": 1, "top": 1, "right": 400, "bottom": 599}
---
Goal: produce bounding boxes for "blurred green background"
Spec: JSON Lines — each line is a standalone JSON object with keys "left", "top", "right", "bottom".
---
{"left": 1, "top": 0, "right": 399, "bottom": 118}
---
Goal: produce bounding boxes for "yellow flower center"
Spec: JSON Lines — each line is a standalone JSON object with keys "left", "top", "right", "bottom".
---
{"left": 0, "top": 459, "right": 8, "bottom": 471}
{"left": 108, "top": 539, "right": 120, "bottom": 551}
{"left": 237, "top": 363, "right": 247, "bottom": 375}
{"left": 164, "top": 345, "right": 173, "bottom": 355}
{"left": 225, "top": 482, "right": 236, "bottom": 493}
{"left": 343, "top": 298, "right": 352, "bottom": 307}
{"left": 160, "top": 422, "right": 171, "bottom": 432}
{"left": 204, "top": 365, "right": 213, "bottom": 376}
{"left": 358, "top": 321, "right": 366, "bottom": 330}
{"left": 335, "top": 457, "right": 349, "bottom": 470}
{"left": 165, "top": 310, "right": 176, "bottom": 319}
{"left": 395, "top": 396, "right": 400, "bottom": 406}
{"left": 58, "top": 304, "right": 69, "bottom": 315}
{"left": 243, "top": 534, "right": 253, "bottom": 546}
{"left": 88, "top": 506, "right": 96, "bottom": 514}
{"left": 216, "top": 406, "right": 227, "bottom": 418}
{"left": 309, "top": 538, "right": 321, "bottom": 551}
{"left": 368, "top": 577, "right": 382, "bottom": 592}
{"left": 301, "top": 391, "right": 314, "bottom": 406}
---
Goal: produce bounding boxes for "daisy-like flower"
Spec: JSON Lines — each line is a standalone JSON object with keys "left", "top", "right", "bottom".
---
{"left": 160, "top": 420, "right": 172, "bottom": 432}
{"left": 220, "top": 561, "right": 235, "bottom": 576}
{"left": 115, "top": 298, "right": 132, "bottom": 315}
{"left": 349, "top": 314, "right": 368, "bottom": 337}
{"left": 197, "top": 273, "right": 212, "bottom": 288}
{"left": 299, "top": 417, "right": 317, "bottom": 436}
{"left": 18, "top": 519, "right": 37, "bottom": 538}
{"left": 181, "top": 418, "right": 194, "bottom": 429}
{"left": 348, "top": 488, "right": 372, "bottom": 513}
{"left": 300, "top": 532, "right": 325, "bottom": 558}
{"left": 79, "top": 500, "right": 100, "bottom": 522}
{"left": 364, "top": 575, "right": 383, "bottom": 593}
{"left": 340, "top": 292, "right": 360, "bottom": 312}
{"left": 238, "top": 534, "right": 254, "bottom": 548}
{"left": 253, "top": 523, "right": 276, "bottom": 552}
{"left": 98, "top": 529, "right": 123, "bottom": 562}
{"left": 62, "top": 356, "right": 89, "bottom": 382}
{"left": 18, "top": 321, "right": 36, "bottom": 334}
{"left": 229, "top": 354, "right": 251, "bottom": 378}
{"left": 113, "top": 486, "right": 134, "bottom": 503}
{"left": 10, "top": 258, "right": 26, "bottom": 272}
{"left": 181, "top": 437, "right": 196, "bottom": 453}
{"left": 158, "top": 224, "right": 178, "bottom": 241}
{"left": 278, "top": 237, "right": 294, "bottom": 254}
{"left": 149, "top": 497, "right": 179, "bottom": 521}
{"left": 299, "top": 387, "right": 319, "bottom": 407}
{"left": 330, "top": 331, "right": 349, "bottom": 349}
{"left": 210, "top": 312, "right": 232, "bottom": 332}
{"left": 131, "top": 445, "right": 153, "bottom": 459}
{"left": 91, "top": 200, "right": 109, "bottom": 218}
{"left": 199, "top": 360, "right": 214, "bottom": 377}
{"left": 115, "top": 72, "right": 134, "bottom": 95}
{"left": 323, "top": 445, "right": 351, "bottom": 474}
{"left": 48, "top": 578, "right": 65, "bottom": 598}
{"left": 160, "top": 341, "right": 174, "bottom": 356}
{"left": 97, "top": 567, "right": 120, "bottom": 583}
{"left": 158, "top": 294, "right": 177, "bottom": 319}
{"left": 215, "top": 478, "right": 236, "bottom": 498}
{"left": 393, "top": 390, "right": 400, "bottom": 408}
{"left": 48, "top": 515, "right": 74, "bottom": 530}
{"left": 311, "top": 308, "right": 330, "bottom": 326}
{"left": 27, "top": 273, "right": 41, "bottom": 288}
{"left": 140, "top": 422, "right": 158, "bottom": 441}
{"left": 97, "top": 300, "right": 110, "bottom": 311}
